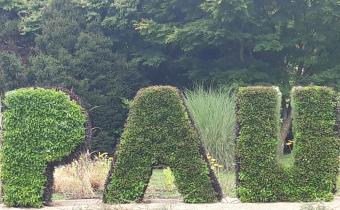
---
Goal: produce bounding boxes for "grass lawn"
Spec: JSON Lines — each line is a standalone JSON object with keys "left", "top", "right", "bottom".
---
{"left": 145, "top": 169, "right": 236, "bottom": 199}
{"left": 145, "top": 169, "right": 181, "bottom": 199}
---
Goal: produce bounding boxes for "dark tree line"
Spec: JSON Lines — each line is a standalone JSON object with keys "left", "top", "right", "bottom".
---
{"left": 1, "top": 0, "right": 340, "bottom": 153}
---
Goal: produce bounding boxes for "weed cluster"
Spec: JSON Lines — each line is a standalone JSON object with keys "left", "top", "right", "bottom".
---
{"left": 54, "top": 151, "right": 111, "bottom": 199}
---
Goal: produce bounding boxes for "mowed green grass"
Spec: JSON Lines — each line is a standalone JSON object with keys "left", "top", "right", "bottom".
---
{"left": 144, "top": 169, "right": 236, "bottom": 199}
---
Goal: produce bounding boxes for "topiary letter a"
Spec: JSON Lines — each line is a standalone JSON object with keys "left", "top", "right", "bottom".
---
{"left": 1, "top": 88, "right": 89, "bottom": 208}
{"left": 103, "top": 86, "right": 222, "bottom": 204}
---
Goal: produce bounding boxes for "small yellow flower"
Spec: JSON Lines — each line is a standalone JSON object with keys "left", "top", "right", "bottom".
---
{"left": 286, "top": 140, "right": 294, "bottom": 146}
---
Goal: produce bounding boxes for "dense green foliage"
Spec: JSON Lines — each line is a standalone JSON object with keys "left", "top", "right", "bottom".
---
{"left": 1, "top": 1, "right": 148, "bottom": 153}
{"left": 289, "top": 86, "right": 338, "bottom": 201}
{"left": 185, "top": 86, "right": 236, "bottom": 171}
{"left": 0, "top": 52, "right": 25, "bottom": 94}
{"left": 236, "top": 86, "right": 338, "bottom": 202}
{"left": 2, "top": 0, "right": 340, "bottom": 152}
{"left": 104, "top": 86, "right": 222, "bottom": 204}
{"left": 1, "top": 88, "right": 87, "bottom": 207}
{"left": 236, "top": 86, "right": 282, "bottom": 202}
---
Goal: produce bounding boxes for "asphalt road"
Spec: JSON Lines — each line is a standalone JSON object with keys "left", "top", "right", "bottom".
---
{"left": 1, "top": 197, "right": 339, "bottom": 210}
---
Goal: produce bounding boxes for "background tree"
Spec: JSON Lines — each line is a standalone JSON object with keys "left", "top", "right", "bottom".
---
{"left": 28, "top": 0, "right": 148, "bottom": 152}
{"left": 2, "top": 0, "right": 340, "bottom": 153}
{"left": 0, "top": 52, "right": 25, "bottom": 94}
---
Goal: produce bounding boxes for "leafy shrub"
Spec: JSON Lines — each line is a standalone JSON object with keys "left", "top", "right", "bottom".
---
{"left": 103, "top": 86, "right": 222, "bottom": 204}
{"left": 1, "top": 88, "right": 88, "bottom": 207}
{"left": 185, "top": 86, "right": 236, "bottom": 171}
{"left": 236, "top": 86, "right": 338, "bottom": 202}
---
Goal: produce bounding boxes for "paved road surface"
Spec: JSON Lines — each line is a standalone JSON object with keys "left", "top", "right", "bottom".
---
{"left": 1, "top": 197, "right": 340, "bottom": 210}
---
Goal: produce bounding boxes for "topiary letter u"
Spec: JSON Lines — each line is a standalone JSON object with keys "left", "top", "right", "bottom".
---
{"left": 103, "top": 86, "right": 222, "bottom": 204}
{"left": 236, "top": 86, "right": 339, "bottom": 202}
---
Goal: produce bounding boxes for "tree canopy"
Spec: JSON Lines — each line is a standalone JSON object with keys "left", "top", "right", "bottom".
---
{"left": 1, "top": 0, "right": 340, "bottom": 152}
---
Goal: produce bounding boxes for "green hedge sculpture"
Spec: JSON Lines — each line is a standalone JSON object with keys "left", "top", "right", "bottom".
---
{"left": 103, "top": 86, "right": 222, "bottom": 204}
{"left": 1, "top": 88, "right": 89, "bottom": 207}
{"left": 235, "top": 86, "right": 283, "bottom": 202}
{"left": 289, "top": 86, "right": 338, "bottom": 201}
{"left": 236, "top": 86, "right": 339, "bottom": 202}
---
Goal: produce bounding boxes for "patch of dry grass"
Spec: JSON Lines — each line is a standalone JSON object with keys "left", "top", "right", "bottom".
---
{"left": 53, "top": 152, "right": 111, "bottom": 199}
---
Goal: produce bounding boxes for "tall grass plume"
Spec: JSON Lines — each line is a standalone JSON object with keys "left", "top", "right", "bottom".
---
{"left": 185, "top": 85, "right": 236, "bottom": 171}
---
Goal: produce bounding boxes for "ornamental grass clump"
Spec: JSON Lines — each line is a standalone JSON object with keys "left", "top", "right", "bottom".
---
{"left": 185, "top": 86, "right": 235, "bottom": 171}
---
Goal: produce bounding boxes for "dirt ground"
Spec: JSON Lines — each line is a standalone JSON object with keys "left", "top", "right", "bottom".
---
{"left": 1, "top": 197, "right": 340, "bottom": 210}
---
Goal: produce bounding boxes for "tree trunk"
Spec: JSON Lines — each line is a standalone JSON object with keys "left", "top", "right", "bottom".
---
{"left": 280, "top": 105, "right": 292, "bottom": 155}
{"left": 239, "top": 40, "right": 245, "bottom": 63}
{"left": 336, "top": 100, "right": 340, "bottom": 138}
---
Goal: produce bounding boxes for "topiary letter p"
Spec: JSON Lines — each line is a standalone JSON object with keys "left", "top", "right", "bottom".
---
{"left": 1, "top": 88, "right": 89, "bottom": 207}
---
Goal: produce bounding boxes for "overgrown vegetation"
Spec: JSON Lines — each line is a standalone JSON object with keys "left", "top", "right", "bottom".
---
{"left": 1, "top": 88, "right": 87, "bottom": 207}
{"left": 185, "top": 86, "right": 236, "bottom": 171}
{"left": 236, "top": 86, "right": 339, "bottom": 202}
{"left": 103, "top": 86, "right": 222, "bottom": 204}
{"left": 54, "top": 152, "right": 111, "bottom": 199}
